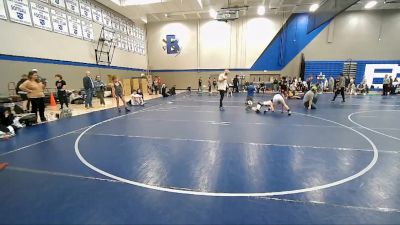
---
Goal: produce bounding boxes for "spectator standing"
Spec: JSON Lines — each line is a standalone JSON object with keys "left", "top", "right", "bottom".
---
{"left": 16, "top": 74, "right": 30, "bottom": 111}
{"left": 233, "top": 75, "right": 239, "bottom": 93}
{"left": 82, "top": 71, "right": 94, "bottom": 109}
{"left": 19, "top": 70, "right": 47, "bottom": 122}
{"left": 111, "top": 76, "right": 130, "bottom": 113}
{"left": 382, "top": 74, "right": 390, "bottom": 96}
{"left": 218, "top": 69, "right": 229, "bottom": 111}
{"left": 208, "top": 77, "right": 212, "bottom": 95}
{"left": 55, "top": 74, "right": 68, "bottom": 109}
{"left": 94, "top": 75, "right": 106, "bottom": 107}
{"left": 329, "top": 76, "right": 335, "bottom": 92}
{"left": 332, "top": 73, "right": 346, "bottom": 102}
{"left": 198, "top": 77, "right": 203, "bottom": 92}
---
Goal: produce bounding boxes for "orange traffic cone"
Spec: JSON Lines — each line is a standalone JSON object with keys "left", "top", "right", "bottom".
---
{"left": 50, "top": 92, "right": 57, "bottom": 107}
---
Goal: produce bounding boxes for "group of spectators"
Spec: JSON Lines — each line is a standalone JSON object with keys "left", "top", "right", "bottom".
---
{"left": 382, "top": 74, "right": 399, "bottom": 96}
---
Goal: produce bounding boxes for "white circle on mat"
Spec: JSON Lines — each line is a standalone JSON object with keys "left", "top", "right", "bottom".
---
{"left": 348, "top": 110, "right": 400, "bottom": 142}
{"left": 75, "top": 110, "right": 379, "bottom": 197}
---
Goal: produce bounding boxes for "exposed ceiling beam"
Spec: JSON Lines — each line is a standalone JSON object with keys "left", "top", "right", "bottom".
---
{"left": 150, "top": 13, "right": 161, "bottom": 21}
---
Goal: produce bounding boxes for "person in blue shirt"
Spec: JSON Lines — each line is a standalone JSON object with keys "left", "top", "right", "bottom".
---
{"left": 245, "top": 82, "right": 256, "bottom": 110}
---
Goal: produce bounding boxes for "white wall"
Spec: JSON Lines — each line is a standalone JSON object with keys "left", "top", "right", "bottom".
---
{"left": 0, "top": 1, "right": 147, "bottom": 69}
{"left": 146, "top": 15, "right": 284, "bottom": 70}
{"left": 0, "top": 0, "right": 147, "bottom": 93}
{"left": 149, "top": 9, "right": 400, "bottom": 88}
{"left": 302, "top": 9, "right": 400, "bottom": 61}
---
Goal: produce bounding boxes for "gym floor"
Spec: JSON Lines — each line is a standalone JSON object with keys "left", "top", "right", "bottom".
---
{"left": 1, "top": 92, "right": 399, "bottom": 224}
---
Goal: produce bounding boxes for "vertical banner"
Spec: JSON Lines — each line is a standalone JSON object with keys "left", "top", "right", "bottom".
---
{"left": 79, "top": 0, "right": 91, "bottom": 21}
{"left": 101, "top": 9, "right": 111, "bottom": 28}
{"left": 120, "top": 19, "right": 127, "bottom": 34}
{"left": 51, "top": 9, "right": 68, "bottom": 35}
{"left": 111, "top": 14, "right": 119, "bottom": 31}
{"left": 91, "top": 5, "right": 102, "bottom": 24}
{"left": 6, "top": 0, "right": 32, "bottom": 26}
{"left": 30, "top": 2, "right": 52, "bottom": 31}
{"left": 103, "top": 29, "right": 113, "bottom": 45}
{"left": 132, "top": 25, "right": 136, "bottom": 38}
{"left": 127, "top": 23, "right": 133, "bottom": 37}
{"left": 67, "top": 15, "right": 82, "bottom": 38}
{"left": 0, "top": 0, "right": 8, "bottom": 20}
{"left": 128, "top": 38, "right": 133, "bottom": 52}
{"left": 114, "top": 33, "right": 121, "bottom": 49}
{"left": 139, "top": 28, "right": 144, "bottom": 40}
{"left": 81, "top": 19, "right": 93, "bottom": 41}
{"left": 134, "top": 42, "right": 139, "bottom": 54}
{"left": 121, "top": 35, "right": 128, "bottom": 51}
{"left": 50, "top": 0, "right": 65, "bottom": 10}
{"left": 65, "top": 0, "right": 79, "bottom": 15}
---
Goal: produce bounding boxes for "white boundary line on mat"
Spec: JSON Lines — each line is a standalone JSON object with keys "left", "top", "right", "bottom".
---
{"left": 0, "top": 126, "right": 89, "bottom": 157}
{"left": 74, "top": 109, "right": 379, "bottom": 197}
{"left": 348, "top": 110, "right": 400, "bottom": 142}
{"left": 0, "top": 104, "right": 162, "bottom": 158}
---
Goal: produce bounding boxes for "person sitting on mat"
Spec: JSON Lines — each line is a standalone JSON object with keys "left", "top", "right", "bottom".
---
{"left": 111, "top": 76, "right": 130, "bottom": 113}
{"left": 303, "top": 86, "right": 318, "bottom": 110}
{"left": 0, "top": 106, "right": 17, "bottom": 139}
{"left": 137, "top": 89, "right": 145, "bottom": 101}
{"left": 161, "top": 84, "right": 170, "bottom": 97}
{"left": 288, "top": 82, "right": 302, "bottom": 99}
{"left": 168, "top": 85, "right": 176, "bottom": 96}
{"left": 255, "top": 93, "right": 291, "bottom": 116}
{"left": 128, "top": 90, "right": 144, "bottom": 106}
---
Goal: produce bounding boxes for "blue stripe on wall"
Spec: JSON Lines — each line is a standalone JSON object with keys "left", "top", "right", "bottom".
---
{"left": 251, "top": 13, "right": 330, "bottom": 71}
{"left": 372, "top": 78, "right": 384, "bottom": 84}
{"left": 374, "top": 69, "right": 393, "bottom": 73}
{"left": 0, "top": 54, "right": 146, "bottom": 72}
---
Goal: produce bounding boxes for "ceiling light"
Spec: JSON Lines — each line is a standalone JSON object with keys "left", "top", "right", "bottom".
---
{"left": 197, "top": 0, "right": 203, "bottom": 9}
{"left": 209, "top": 9, "right": 217, "bottom": 19}
{"left": 164, "top": 14, "right": 168, "bottom": 17}
{"left": 257, "top": 6, "right": 265, "bottom": 16}
{"left": 309, "top": 3, "right": 319, "bottom": 12}
{"left": 365, "top": 1, "right": 377, "bottom": 9}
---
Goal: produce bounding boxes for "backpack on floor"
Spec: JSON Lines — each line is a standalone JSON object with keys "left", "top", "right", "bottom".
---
{"left": 58, "top": 108, "right": 72, "bottom": 119}
{"left": 17, "top": 113, "right": 37, "bottom": 126}
{"left": 14, "top": 104, "right": 24, "bottom": 114}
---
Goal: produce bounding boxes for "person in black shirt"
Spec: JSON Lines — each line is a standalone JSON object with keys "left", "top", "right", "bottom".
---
{"left": 233, "top": 75, "right": 239, "bottom": 93}
{"left": 168, "top": 85, "right": 176, "bottom": 96}
{"left": 212, "top": 78, "right": 217, "bottom": 91}
{"left": 161, "top": 84, "right": 170, "bottom": 97}
{"left": 16, "top": 74, "right": 30, "bottom": 111}
{"left": 280, "top": 77, "right": 288, "bottom": 98}
{"left": 55, "top": 74, "right": 69, "bottom": 109}
{"left": 198, "top": 77, "right": 203, "bottom": 92}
